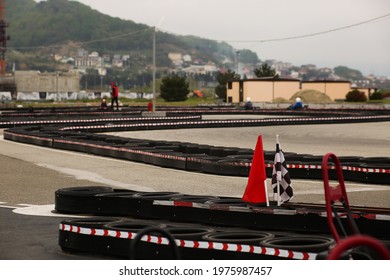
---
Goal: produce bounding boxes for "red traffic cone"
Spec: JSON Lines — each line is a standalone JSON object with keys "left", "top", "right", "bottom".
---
{"left": 242, "top": 135, "right": 269, "bottom": 206}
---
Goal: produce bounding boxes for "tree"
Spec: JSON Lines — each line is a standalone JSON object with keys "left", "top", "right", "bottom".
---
{"left": 254, "top": 63, "right": 279, "bottom": 78}
{"left": 237, "top": 49, "right": 259, "bottom": 64}
{"left": 160, "top": 74, "right": 189, "bottom": 102}
{"left": 345, "top": 89, "right": 367, "bottom": 102}
{"left": 334, "top": 66, "right": 364, "bottom": 80}
{"left": 369, "top": 91, "right": 382, "bottom": 100}
{"left": 215, "top": 70, "right": 240, "bottom": 99}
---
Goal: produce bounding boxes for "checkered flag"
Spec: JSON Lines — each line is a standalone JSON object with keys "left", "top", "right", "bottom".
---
{"left": 272, "top": 136, "right": 294, "bottom": 206}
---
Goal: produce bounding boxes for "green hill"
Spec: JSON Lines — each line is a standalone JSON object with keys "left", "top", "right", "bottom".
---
{"left": 5, "top": 0, "right": 256, "bottom": 71}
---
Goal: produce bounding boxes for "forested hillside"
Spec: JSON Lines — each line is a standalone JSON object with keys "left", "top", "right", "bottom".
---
{"left": 5, "top": 0, "right": 256, "bottom": 70}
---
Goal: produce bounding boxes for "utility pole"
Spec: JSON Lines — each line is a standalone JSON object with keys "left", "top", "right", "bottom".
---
{"left": 235, "top": 50, "right": 240, "bottom": 77}
{"left": 152, "top": 17, "right": 164, "bottom": 113}
{"left": 0, "top": 0, "right": 9, "bottom": 75}
{"left": 152, "top": 26, "right": 156, "bottom": 112}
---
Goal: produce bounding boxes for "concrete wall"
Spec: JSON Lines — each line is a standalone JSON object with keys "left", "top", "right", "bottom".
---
{"left": 14, "top": 71, "right": 80, "bottom": 93}
{"left": 244, "top": 81, "right": 273, "bottom": 102}
{"left": 274, "top": 81, "right": 301, "bottom": 100}
{"left": 226, "top": 79, "right": 300, "bottom": 102}
{"left": 301, "top": 81, "right": 351, "bottom": 101}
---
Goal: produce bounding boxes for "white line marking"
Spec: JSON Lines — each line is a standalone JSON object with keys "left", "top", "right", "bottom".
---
{"left": 12, "top": 204, "right": 89, "bottom": 218}
{"left": 0, "top": 205, "right": 18, "bottom": 209}
{"left": 17, "top": 203, "right": 39, "bottom": 207}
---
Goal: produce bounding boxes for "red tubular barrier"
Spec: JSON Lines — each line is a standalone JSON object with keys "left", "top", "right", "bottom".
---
{"left": 322, "top": 153, "right": 360, "bottom": 243}
{"left": 327, "top": 235, "right": 390, "bottom": 260}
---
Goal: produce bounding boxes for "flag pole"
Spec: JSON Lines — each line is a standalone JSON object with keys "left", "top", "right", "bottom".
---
{"left": 276, "top": 134, "right": 281, "bottom": 207}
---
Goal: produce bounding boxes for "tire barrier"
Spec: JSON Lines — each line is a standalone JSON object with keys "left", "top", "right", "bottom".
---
{"left": 58, "top": 115, "right": 390, "bottom": 133}
{"left": 55, "top": 187, "right": 390, "bottom": 239}
{"left": 3, "top": 107, "right": 390, "bottom": 184}
{"left": 56, "top": 186, "right": 390, "bottom": 259}
{"left": 4, "top": 125, "right": 389, "bottom": 184}
{"left": 58, "top": 218, "right": 319, "bottom": 260}
{"left": 0, "top": 114, "right": 202, "bottom": 128}
{"left": 3, "top": 106, "right": 388, "bottom": 259}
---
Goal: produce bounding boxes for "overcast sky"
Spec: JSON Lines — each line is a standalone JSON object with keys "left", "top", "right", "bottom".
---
{"left": 35, "top": 0, "right": 390, "bottom": 77}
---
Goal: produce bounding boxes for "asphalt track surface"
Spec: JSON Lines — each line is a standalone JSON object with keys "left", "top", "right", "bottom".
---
{"left": 0, "top": 116, "right": 389, "bottom": 259}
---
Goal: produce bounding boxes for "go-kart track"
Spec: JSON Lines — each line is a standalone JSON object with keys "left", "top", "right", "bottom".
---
{"left": 0, "top": 105, "right": 389, "bottom": 260}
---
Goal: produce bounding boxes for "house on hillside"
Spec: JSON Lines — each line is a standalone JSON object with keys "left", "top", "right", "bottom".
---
{"left": 226, "top": 78, "right": 300, "bottom": 103}
{"left": 75, "top": 50, "right": 103, "bottom": 68}
{"left": 112, "top": 54, "right": 123, "bottom": 68}
{"left": 182, "top": 64, "right": 218, "bottom": 75}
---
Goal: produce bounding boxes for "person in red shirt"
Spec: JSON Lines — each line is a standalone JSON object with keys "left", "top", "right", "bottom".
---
{"left": 111, "top": 82, "right": 119, "bottom": 110}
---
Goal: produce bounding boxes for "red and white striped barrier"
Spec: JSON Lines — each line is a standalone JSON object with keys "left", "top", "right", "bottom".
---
{"left": 0, "top": 115, "right": 201, "bottom": 127}
{"left": 4, "top": 130, "right": 390, "bottom": 175}
{"left": 59, "top": 222, "right": 317, "bottom": 260}
{"left": 59, "top": 114, "right": 390, "bottom": 131}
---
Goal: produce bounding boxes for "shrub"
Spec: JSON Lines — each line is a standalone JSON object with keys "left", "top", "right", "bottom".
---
{"left": 345, "top": 89, "right": 367, "bottom": 102}
{"left": 379, "top": 90, "right": 390, "bottom": 100}
{"left": 369, "top": 91, "right": 382, "bottom": 100}
{"left": 160, "top": 75, "right": 189, "bottom": 102}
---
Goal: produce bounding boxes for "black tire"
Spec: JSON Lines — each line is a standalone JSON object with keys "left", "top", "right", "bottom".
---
{"left": 260, "top": 236, "right": 335, "bottom": 253}
{"left": 94, "top": 191, "right": 144, "bottom": 216}
{"left": 171, "top": 195, "right": 220, "bottom": 203}
{"left": 209, "top": 147, "right": 229, "bottom": 157}
{"left": 181, "top": 144, "right": 200, "bottom": 154}
{"left": 302, "top": 155, "right": 325, "bottom": 163}
{"left": 284, "top": 153, "right": 312, "bottom": 162}
{"left": 55, "top": 186, "right": 114, "bottom": 214}
{"left": 132, "top": 192, "right": 181, "bottom": 200}
{"left": 226, "top": 155, "right": 253, "bottom": 160}
{"left": 218, "top": 159, "right": 250, "bottom": 176}
{"left": 359, "top": 163, "right": 390, "bottom": 184}
{"left": 95, "top": 190, "right": 142, "bottom": 197}
{"left": 337, "top": 156, "right": 363, "bottom": 163}
{"left": 103, "top": 220, "right": 166, "bottom": 231}
{"left": 55, "top": 186, "right": 114, "bottom": 197}
{"left": 359, "top": 157, "right": 390, "bottom": 164}
{"left": 203, "top": 231, "right": 274, "bottom": 245}
{"left": 62, "top": 217, "right": 122, "bottom": 229}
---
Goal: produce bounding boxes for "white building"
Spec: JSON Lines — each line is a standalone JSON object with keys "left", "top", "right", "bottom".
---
{"left": 75, "top": 50, "right": 103, "bottom": 68}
